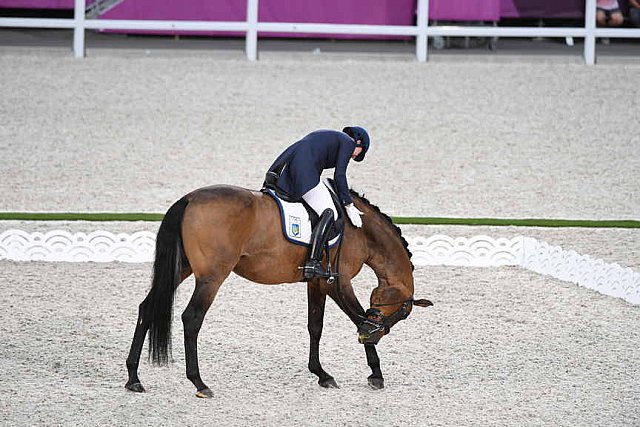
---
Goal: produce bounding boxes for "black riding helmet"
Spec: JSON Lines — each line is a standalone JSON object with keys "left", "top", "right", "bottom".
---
{"left": 343, "top": 126, "right": 370, "bottom": 162}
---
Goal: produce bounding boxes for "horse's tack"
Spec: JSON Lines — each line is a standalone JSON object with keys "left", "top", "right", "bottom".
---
{"left": 330, "top": 235, "right": 413, "bottom": 337}
{"left": 366, "top": 300, "right": 414, "bottom": 334}
{"left": 262, "top": 178, "right": 345, "bottom": 248}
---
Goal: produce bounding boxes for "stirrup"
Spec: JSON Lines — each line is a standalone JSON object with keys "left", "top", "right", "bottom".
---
{"left": 303, "top": 259, "right": 330, "bottom": 279}
{"left": 302, "top": 259, "right": 337, "bottom": 283}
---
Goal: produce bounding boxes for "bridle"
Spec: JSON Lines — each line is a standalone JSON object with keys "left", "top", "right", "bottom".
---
{"left": 331, "top": 235, "right": 414, "bottom": 337}
{"left": 364, "top": 299, "right": 414, "bottom": 335}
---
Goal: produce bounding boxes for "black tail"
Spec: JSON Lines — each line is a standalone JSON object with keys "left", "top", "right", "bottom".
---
{"left": 147, "top": 196, "right": 190, "bottom": 366}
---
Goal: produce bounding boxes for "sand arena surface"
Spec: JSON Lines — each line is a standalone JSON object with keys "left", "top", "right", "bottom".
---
{"left": 0, "top": 48, "right": 638, "bottom": 219}
{"left": 0, "top": 48, "right": 639, "bottom": 426}
{"left": 2, "top": 262, "right": 639, "bottom": 426}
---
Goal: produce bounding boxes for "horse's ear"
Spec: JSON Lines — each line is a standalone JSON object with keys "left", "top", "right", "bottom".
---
{"left": 413, "top": 299, "right": 433, "bottom": 307}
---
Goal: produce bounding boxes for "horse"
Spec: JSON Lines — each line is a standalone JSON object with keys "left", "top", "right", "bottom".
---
{"left": 124, "top": 184, "right": 432, "bottom": 398}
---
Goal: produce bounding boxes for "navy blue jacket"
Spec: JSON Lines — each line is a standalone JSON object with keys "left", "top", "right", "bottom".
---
{"left": 268, "top": 130, "right": 355, "bottom": 205}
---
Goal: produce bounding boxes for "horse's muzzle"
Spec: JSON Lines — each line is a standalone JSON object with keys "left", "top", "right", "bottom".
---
{"left": 358, "top": 331, "right": 385, "bottom": 345}
{"left": 357, "top": 320, "right": 386, "bottom": 345}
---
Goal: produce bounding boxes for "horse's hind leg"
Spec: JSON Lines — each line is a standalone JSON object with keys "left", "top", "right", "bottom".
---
{"left": 182, "top": 270, "right": 230, "bottom": 398}
{"left": 125, "top": 292, "right": 152, "bottom": 392}
{"left": 125, "top": 267, "right": 192, "bottom": 393}
{"left": 307, "top": 281, "right": 339, "bottom": 388}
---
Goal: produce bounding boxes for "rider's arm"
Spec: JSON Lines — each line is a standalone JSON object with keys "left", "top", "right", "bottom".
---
{"left": 334, "top": 139, "right": 354, "bottom": 206}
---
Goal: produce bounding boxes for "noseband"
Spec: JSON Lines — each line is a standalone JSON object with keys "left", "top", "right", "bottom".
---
{"left": 331, "top": 231, "right": 414, "bottom": 337}
{"left": 361, "top": 298, "right": 414, "bottom": 335}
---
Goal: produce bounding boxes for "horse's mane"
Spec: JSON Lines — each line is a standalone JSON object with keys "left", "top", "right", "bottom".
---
{"left": 350, "top": 190, "right": 414, "bottom": 271}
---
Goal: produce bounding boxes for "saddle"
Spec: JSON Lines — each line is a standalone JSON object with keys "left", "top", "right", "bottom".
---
{"left": 261, "top": 177, "right": 344, "bottom": 247}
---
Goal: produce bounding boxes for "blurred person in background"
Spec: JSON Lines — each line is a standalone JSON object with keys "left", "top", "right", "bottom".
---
{"left": 596, "top": 0, "right": 624, "bottom": 27}
{"left": 629, "top": 0, "right": 640, "bottom": 27}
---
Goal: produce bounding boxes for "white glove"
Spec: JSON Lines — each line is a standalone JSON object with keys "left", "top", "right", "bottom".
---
{"left": 345, "top": 203, "right": 364, "bottom": 228}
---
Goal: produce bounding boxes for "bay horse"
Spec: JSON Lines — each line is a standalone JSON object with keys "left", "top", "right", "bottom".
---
{"left": 125, "top": 185, "right": 432, "bottom": 398}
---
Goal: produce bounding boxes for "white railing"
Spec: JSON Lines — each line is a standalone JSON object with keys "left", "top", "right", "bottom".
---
{"left": 1, "top": 0, "right": 639, "bottom": 64}
{"left": 1, "top": 229, "right": 638, "bottom": 305}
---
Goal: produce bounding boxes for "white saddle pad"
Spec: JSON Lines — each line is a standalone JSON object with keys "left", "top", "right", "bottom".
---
{"left": 266, "top": 179, "right": 341, "bottom": 248}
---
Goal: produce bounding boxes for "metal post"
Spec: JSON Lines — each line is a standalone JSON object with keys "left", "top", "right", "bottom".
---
{"left": 73, "top": 0, "right": 85, "bottom": 58}
{"left": 584, "top": 0, "right": 596, "bottom": 65}
{"left": 416, "top": 0, "right": 429, "bottom": 62}
{"left": 246, "top": 0, "right": 259, "bottom": 61}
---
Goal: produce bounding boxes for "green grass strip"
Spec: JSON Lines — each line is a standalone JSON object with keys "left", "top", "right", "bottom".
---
{"left": 390, "top": 217, "right": 640, "bottom": 228}
{"left": 0, "top": 212, "right": 638, "bottom": 228}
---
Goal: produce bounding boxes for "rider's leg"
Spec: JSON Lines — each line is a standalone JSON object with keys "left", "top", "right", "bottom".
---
{"left": 303, "top": 209, "right": 334, "bottom": 279}
{"left": 302, "top": 181, "right": 338, "bottom": 279}
{"left": 302, "top": 181, "right": 338, "bottom": 222}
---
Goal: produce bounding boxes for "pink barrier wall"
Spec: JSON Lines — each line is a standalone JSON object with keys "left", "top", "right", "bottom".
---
{"left": 0, "top": 0, "right": 73, "bottom": 8}
{"left": 99, "top": 0, "right": 415, "bottom": 40}
{"left": 259, "top": 0, "right": 416, "bottom": 39}
{"left": 500, "top": 0, "right": 586, "bottom": 18}
{"left": 2, "top": 0, "right": 599, "bottom": 28}
{"left": 101, "top": 0, "right": 245, "bottom": 22}
{"left": 430, "top": 0, "right": 501, "bottom": 21}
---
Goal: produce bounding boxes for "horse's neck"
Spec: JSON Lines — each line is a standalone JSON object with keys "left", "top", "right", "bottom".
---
{"left": 360, "top": 205, "right": 414, "bottom": 292}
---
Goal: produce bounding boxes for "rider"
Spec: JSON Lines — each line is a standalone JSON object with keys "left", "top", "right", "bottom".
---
{"left": 265, "top": 127, "right": 370, "bottom": 280}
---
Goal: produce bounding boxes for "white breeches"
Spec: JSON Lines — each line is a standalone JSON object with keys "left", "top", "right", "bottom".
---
{"left": 302, "top": 181, "right": 338, "bottom": 221}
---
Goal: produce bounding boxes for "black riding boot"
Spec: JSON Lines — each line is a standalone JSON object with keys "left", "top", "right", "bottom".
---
{"left": 303, "top": 209, "right": 335, "bottom": 280}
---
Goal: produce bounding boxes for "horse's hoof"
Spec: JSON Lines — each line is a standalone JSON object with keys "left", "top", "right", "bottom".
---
{"left": 125, "top": 382, "right": 145, "bottom": 393}
{"left": 368, "top": 376, "right": 384, "bottom": 390}
{"left": 319, "top": 377, "right": 339, "bottom": 389}
{"left": 195, "top": 388, "right": 214, "bottom": 398}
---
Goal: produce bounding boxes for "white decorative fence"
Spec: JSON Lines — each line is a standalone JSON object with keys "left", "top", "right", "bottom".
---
{"left": 409, "top": 235, "right": 525, "bottom": 267}
{"left": 0, "top": 0, "right": 639, "bottom": 64}
{"left": 520, "top": 238, "right": 640, "bottom": 306}
{"left": 1, "top": 229, "right": 638, "bottom": 305}
{"left": 0, "top": 229, "right": 156, "bottom": 263}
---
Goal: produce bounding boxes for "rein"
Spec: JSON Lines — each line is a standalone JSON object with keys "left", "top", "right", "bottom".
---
{"left": 331, "top": 234, "right": 368, "bottom": 325}
{"left": 371, "top": 299, "right": 415, "bottom": 307}
{"left": 330, "top": 233, "right": 414, "bottom": 335}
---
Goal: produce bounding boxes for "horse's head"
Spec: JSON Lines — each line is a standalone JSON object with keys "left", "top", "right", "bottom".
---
{"left": 346, "top": 191, "right": 433, "bottom": 344}
{"left": 357, "top": 286, "right": 432, "bottom": 345}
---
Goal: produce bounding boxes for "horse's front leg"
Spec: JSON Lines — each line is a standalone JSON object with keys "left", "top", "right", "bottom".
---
{"left": 307, "top": 280, "right": 339, "bottom": 388}
{"left": 364, "top": 344, "right": 384, "bottom": 389}
{"left": 328, "top": 281, "right": 385, "bottom": 390}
